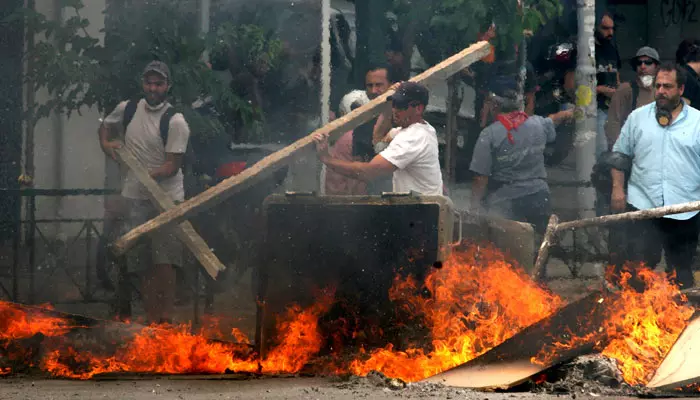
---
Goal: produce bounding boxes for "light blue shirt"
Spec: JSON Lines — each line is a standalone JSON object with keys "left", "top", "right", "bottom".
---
{"left": 613, "top": 102, "right": 700, "bottom": 220}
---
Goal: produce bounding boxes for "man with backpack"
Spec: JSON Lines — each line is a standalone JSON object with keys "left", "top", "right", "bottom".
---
{"left": 99, "top": 61, "right": 190, "bottom": 324}
{"left": 605, "top": 46, "right": 659, "bottom": 149}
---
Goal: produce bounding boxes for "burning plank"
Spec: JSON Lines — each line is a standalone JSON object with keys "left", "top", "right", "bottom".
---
{"left": 646, "top": 311, "right": 700, "bottom": 391}
{"left": 421, "top": 291, "right": 613, "bottom": 389}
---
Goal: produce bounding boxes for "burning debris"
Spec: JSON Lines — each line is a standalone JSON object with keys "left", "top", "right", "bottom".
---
{"left": 0, "top": 242, "right": 696, "bottom": 394}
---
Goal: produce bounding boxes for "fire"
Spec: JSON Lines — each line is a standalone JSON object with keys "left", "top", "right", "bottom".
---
{"left": 1, "top": 294, "right": 333, "bottom": 379}
{"left": 0, "top": 302, "right": 77, "bottom": 340}
{"left": 260, "top": 290, "right": 335, "bottom": 374}
{"left": 349, "top": 243, "right": 563, "bottom": 382}
{"left": 0, "top": 243, "right": 696, "bottom": 387}
{"left": 601, "top": 266, "right": 694, "bottom": 386}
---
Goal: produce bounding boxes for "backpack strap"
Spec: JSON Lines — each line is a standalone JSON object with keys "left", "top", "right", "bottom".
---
{"left": 159, "top": 106, "right": 177, "bottom": 147}
{"left": 122, "top": 99, "right": 139, "bottom": 132}
{"left": 630, "top": 80, "right": 639, "bottom": 110}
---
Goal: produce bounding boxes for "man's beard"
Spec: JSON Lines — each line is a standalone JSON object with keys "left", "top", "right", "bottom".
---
{"left": 595, "top": 30, "right": 612, "bottom": 42}
{"left": 145, "top": 93, "right": 166, "bottom": 107}
{"left": 656, "top": 95, "right": 681, "bottom": 111}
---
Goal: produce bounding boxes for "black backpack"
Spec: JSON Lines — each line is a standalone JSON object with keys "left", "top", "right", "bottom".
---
{"left": 122, "top": 99, "right": 194, "bottom": 172}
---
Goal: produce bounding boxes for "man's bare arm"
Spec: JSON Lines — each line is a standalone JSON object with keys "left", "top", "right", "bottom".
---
{"left": 99, "top": 123, "right": 122, "bottom": 160}
{"left": 149, "top": 153, "right": 184, "bottom": 181}
{"left": 471, "top": 174, "right": 489, "bottom": 211}
{"left": 547, "top": 108, "right": 575, "bottom": 126}
{"left": 322, "top": 154, "right": 396, "bottom": 182}
{"left": 372, "top": 105, "right": 393, "bottom": 145}
{"left": 610, "top": 167, "right": 626, "bottom": 212}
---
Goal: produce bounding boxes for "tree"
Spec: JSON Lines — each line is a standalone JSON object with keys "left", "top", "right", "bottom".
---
{"left": 3, "top": 0, "right": 284, "bottom": 144}
{"left": 389, "top": 0, "right": 562, "bottom": 73}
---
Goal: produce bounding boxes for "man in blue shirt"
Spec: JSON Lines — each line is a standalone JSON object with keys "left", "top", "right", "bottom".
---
{"left": 612, "top": 63, "right": 700, "bottom": 288}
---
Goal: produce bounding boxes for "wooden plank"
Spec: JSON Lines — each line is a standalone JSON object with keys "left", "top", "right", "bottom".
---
{"left": 114, "top": 148, "right": 225, "bottom": 279}
{"left": 110, "top": 41, "right": 492, "bottom": 257}
{"left": 421, "top": 291, "right": 612, "bottom": 389}
{"left": 646, "top": 311, "right": 700, "bottom": 390}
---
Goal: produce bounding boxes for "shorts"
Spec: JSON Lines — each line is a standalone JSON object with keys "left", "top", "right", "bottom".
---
{"left": 126, "top": 199, "right": 183, "bottom": 269}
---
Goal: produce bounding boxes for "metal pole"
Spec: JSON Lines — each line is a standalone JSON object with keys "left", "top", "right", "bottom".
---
{"left": 28, "top": 193, "right": 36, "bottom": 304}
{"left": 445, "top": 76, "right": 459, "bottom": 184}
{"left": 84, "top": 221, "right": 93, "bottom": 302}
{"left": 320, "top": 0, "right": 332, "bottom": 125}
{"left": 574, "top": 0, "right": 597, "bottom": 219}
{"left": 517, "top": 37, "right": 528, "bottom": 112}
{"left": 199, "top": 0, "right": 210, "bottom": 62}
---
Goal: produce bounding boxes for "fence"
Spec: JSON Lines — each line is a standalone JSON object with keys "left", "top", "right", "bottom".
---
{"left": 0, "top": 188, "right": 214, "bottom": 325}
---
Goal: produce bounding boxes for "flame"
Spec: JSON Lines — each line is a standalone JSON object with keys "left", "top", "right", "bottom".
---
{"left": 349, "top": 243, "right": 563, "bottom": 382}
{"left": 0, "top": 302, "right": 76, "bottom": 340}
{"left": 1, "top": 293, "right": 333, "bottom": 379}
{"left": 600, "top": 266, "right": 694, "bottom": 386}
{"left": 0, "top": 243, "right": 696, "bottom": 386}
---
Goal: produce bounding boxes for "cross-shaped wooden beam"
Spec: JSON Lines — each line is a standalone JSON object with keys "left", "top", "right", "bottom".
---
{"left": 114, "top": 147, "right": 226, "bottom": 279}
{"left": 110, "top": 41, "right": 492, "bottom": 257}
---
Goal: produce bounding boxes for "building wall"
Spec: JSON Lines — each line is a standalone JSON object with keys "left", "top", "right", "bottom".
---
{"left": 31, "top": 0, "right": 107, "bottom": 238}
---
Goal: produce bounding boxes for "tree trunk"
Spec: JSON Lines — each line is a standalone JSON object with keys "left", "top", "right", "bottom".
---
{"left": 574, "top": 0, "right": 597, "bottom": 219}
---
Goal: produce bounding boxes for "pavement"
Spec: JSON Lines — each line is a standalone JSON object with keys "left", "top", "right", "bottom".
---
{"left": 0, "top": 377, "right": 655, "bottom": 400}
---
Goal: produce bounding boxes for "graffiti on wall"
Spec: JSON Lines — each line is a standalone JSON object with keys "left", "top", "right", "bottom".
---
{"left": 661, "top": 0, "right": 698, "bottom": 26}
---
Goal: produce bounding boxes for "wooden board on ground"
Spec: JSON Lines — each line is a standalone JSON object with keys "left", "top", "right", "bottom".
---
{"left": 114, "top": 148, "right": 226, "bottom": 279}
{"left": 110, "top": 41, "right": 492, "bottom": 257}
{"left": 421, "top": 291, "right": 612, "bottom": 389}
{"left": 646, "top": 311, "right": 700, "bottom": 391}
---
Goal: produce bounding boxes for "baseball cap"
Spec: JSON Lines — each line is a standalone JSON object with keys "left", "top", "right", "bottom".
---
{"left": 388, "top": 82, "right": 429, "bottom": 108}
{"left": 143, "top": 61, "right": 171, "bottom": 81}
{"left": 634, "top": 46, "right": 660, "bottom": 63}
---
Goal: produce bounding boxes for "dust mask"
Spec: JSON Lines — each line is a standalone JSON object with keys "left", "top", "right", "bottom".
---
{"left": 640, "top": 75, "right": 654, "bottom": 88}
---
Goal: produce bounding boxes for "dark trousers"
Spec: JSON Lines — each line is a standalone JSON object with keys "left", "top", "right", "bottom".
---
{"left": 489, "top": 190, "right": 552, "bottom": 236}
{"left": 611, "top": 204, "right": 699, "bottom": 289}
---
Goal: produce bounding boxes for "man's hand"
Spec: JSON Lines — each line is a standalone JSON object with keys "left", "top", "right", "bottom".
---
{"left": 312, "top": 132, "right": 330, "bottom": 161}
{"left": 611, "top": 187, "right": 626, "bottom": 213}
{"left": 597, "top": 86, "right": 616, "bottom": 98}
{"left": 101, "top": 139, "right": 123, "bottom": 161}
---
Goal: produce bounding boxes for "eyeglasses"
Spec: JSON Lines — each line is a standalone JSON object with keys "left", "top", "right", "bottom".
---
{"left": 392, "top": 101, "right": 421, "bottom": 110}
{"left": 636, "top": 59, "right": 656, "bottom": 66}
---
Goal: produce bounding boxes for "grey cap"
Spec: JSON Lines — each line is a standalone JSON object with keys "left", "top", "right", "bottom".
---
{"left": 143, "top": 61, "right": 171, "bottom": 81}
{"left": 634, "top": 46, "right": 660, "bottom": 63}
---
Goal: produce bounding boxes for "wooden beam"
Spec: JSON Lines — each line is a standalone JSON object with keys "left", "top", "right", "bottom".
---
{"left": 646, "top": 311, "right": 700, "bottom": 391}
{"left": 109, "top": 41, "right": 492, "bottom": 256}
{"left": 114, "top": 148, "right": 225, "bottom": 279}
{"left": 421, "top": 291, "right": 613, "bottom": 389}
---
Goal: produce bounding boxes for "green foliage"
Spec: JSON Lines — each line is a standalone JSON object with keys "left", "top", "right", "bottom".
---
{"left": 3, "top": 0, "right": 284, "bottom": 143}
{"left": 391, "top": 0, "right": 562, "bottom": 66}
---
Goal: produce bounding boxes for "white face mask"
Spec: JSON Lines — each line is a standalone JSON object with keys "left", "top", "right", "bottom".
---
{"left": 640, "top": 75, "right": 654, "bottom": 88}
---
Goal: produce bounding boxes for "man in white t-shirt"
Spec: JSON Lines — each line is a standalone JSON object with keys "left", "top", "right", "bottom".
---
{"left": 99, "top": 61, "right": 190, "bottom": 324}
{"left": 313, "top": 82, "right": 443, "bottom": 195}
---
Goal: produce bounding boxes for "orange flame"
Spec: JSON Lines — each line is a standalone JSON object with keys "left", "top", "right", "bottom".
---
{"left": 0, "top": 302, "right": 76, "bottom": 340}
{"left": 1, "top": 243, "right": 696, "bottom": 386}
{"left": 349, "top": 244, "right": 563, "bottom": 382}
{"left": 601, "top": 267, "right": 694, "bottom": 386}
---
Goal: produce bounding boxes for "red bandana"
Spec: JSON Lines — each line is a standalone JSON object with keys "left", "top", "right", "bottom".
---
{"left": 496, "top": 111, "right": 529, "bottom": 144}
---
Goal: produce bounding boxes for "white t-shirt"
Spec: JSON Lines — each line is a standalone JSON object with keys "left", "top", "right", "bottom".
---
{"left": 103, "top": 99, "right": 190, "bottom": 201}
{"left": 379, "top": 121, "right": 443, "bottom": 195}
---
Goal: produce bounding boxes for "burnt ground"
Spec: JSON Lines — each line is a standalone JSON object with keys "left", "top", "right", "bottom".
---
{"left": 0, "top": 376, "right": 658, "bottom": 400}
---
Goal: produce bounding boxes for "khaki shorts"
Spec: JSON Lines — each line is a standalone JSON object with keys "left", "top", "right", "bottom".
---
{"left": 126, "top": 199, "right": 183, "bottom": 269}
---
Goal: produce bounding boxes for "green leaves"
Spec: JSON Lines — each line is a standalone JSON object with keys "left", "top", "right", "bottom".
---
{"left": 13, "top": 0, "right": 277, "bottom": 142}
{"left": 391, "top": 0, "right": 562, "bottom": 66}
